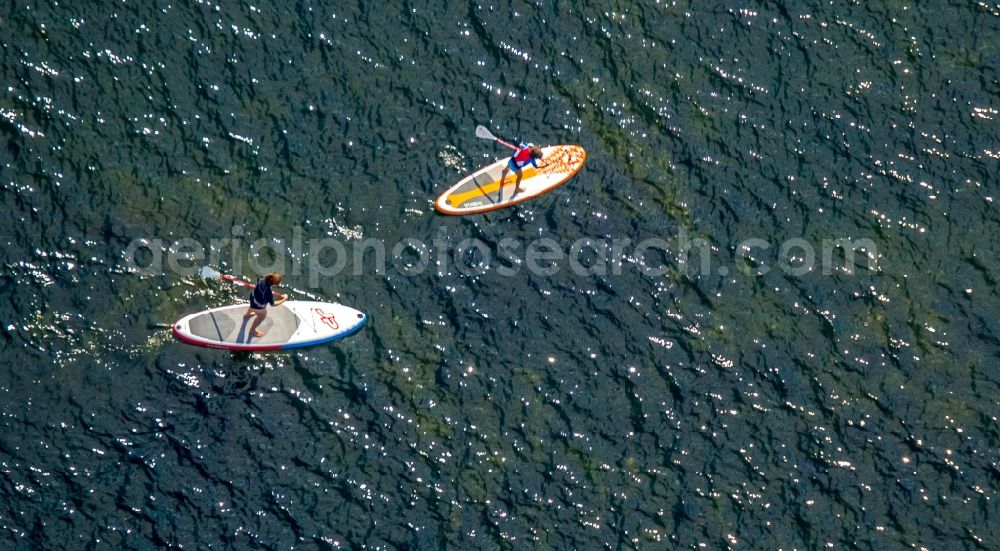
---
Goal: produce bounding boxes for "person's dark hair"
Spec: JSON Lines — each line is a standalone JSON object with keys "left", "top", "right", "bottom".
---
{"left": 530, "top": 145, "right": 544, "bottom": 159}
{"left": 264, "top": 273, "right": 283, "bottom": 286}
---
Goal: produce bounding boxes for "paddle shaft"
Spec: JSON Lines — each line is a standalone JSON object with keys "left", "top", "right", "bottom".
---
{"left": 218, "top": 273, "right": 286, "bottom": 298}
{"left": 493, "top": 137, "right": 518, "bottom": 151}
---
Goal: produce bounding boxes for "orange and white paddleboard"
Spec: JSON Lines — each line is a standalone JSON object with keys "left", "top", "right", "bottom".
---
{"left": 434, "top": 145, "right": 586, "bottom": 215}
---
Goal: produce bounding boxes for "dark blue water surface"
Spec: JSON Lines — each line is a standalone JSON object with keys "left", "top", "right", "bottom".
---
{"left": 2, "top": 1, "right": 999, "bottom": 548}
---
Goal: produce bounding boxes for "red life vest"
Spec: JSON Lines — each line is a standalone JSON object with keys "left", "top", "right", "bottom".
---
{"left": 512, "top": 146, "right": 535, "bottom": 168}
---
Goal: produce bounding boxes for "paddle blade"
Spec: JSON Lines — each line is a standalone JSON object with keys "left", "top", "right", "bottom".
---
{"left": 475, "top": 125, "right": 496, "bottom": 141}
{"left": 200, "top": 265, "right": 221, "bottom": 279}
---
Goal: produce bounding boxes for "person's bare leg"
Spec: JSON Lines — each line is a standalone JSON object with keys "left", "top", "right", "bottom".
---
{"left": 499, "top": 167, "right": 510, "bottom": 202}
{"left": 248, "top": 309, "right": 267, "bottom": 338}
{"left": 243, "top": 308, "right": 256, "bottom": 319}
{"left": 512, "top": 171, "right": 524, "bottom": 197}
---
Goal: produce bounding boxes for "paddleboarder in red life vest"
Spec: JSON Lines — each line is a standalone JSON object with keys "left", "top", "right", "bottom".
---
{"left": 499, "top": 143, "right": 547, "bottom": 201}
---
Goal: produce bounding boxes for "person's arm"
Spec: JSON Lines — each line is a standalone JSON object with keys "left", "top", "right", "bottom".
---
{"left": 267, "top": 286, "right": 288, "bottom": 306}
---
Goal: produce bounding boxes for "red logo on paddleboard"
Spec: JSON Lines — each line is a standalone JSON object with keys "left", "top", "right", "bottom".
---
{"left": 313, "top": 308, "right": 340, "bottom": 330}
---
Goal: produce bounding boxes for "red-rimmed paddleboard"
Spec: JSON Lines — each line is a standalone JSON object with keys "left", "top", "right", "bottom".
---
{"left": 172, "top": 301, "right": 365, "bottom": 351}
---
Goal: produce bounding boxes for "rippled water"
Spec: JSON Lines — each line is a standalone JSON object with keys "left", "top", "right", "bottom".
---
{"left": 2, "top": 1, "right": 999, "bottom": 548}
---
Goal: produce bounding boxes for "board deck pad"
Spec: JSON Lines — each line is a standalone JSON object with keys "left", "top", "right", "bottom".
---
{"left": 186, "top": 304, "right": 298, "bottom": 345}
{"left": 173, "top": 301, "right": 365, "bottom": 351}
{"left": 435, "top": 145, "right": 586, "bottom": 215}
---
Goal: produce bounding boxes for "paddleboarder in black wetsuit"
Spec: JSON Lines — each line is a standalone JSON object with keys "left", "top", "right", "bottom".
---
{"left": 243, "top": 273, "right": 289, "bottom": 338}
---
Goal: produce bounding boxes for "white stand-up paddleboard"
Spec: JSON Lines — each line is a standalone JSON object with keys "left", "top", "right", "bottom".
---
{"left": 172, "top": 301, "right": 366, "bottom": 351}
{"left": 435, "top": 145, "right": 586, "bottom": 215}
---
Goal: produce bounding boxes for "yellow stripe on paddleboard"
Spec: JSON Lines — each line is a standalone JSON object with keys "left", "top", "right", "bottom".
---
{"left": 447, "top": 168, "right": 540, "bottom": 207}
